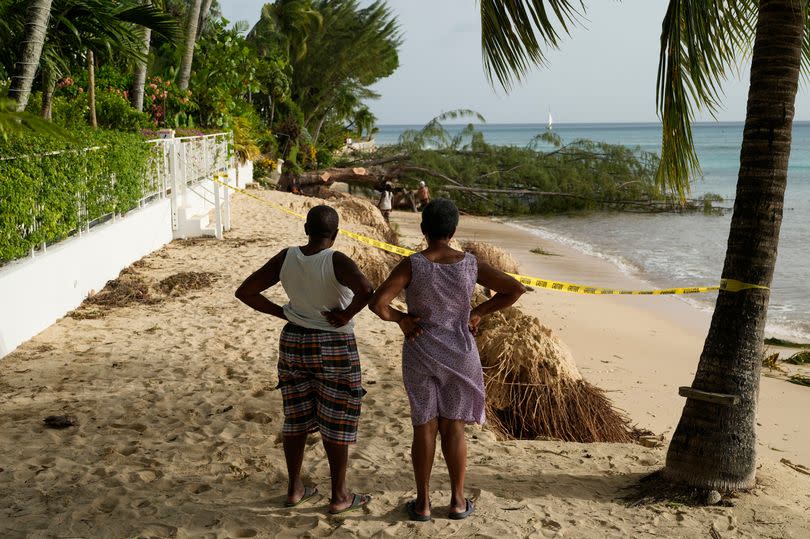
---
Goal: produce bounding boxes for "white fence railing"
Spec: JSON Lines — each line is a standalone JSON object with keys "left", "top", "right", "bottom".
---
{"left": 144, "top": 132, "right": 232, "bottom": 200}
{"left": 7, "top": 132, "right": 234, "bottom": 264}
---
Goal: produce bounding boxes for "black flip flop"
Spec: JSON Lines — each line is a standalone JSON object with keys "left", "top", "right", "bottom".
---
{"left": 448, "top": 498, "right": 475, "bottom": 520}
{"left": 328, "top": 493, "right": 372, "bottom": 515}
{"left": 284, "top": 486, "right": 318, "bottom": 507}
{"left": 405, "top": 500, "right": 431, "bottom": 522}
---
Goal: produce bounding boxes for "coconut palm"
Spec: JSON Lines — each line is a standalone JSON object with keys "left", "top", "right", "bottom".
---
{"left": 0, "top": 0, "right": 178, "bottom": 121}
{"left": 479, "top": 0, "right": 809, "bottom": 491}
{"left": 131, "top": 0, "right": 153, "bottom": 112}
{"left": 7, "top": 0, "right": 53, "bottom": 111}
{"left": 247, "top": 0, "right": 323, "bottom": 61}
{"left": 177, "top": 0, "right": 203, "bottom": 90}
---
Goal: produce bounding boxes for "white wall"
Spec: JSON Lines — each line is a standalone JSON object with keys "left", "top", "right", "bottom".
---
{"left": 0, "top": 199, "right": 173, "bottom": 358}
{"left": 1, "top": 156, "right": 254, "bottom": 359}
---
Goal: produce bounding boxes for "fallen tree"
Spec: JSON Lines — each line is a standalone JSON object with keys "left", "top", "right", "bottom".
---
{"left": 272, "top": 111, "right": 727, "bottom": 215}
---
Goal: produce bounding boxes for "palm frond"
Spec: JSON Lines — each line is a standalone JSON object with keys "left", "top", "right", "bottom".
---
{"left": 802, "top": 4, "right": 810, "bottom": 82}
{"left": 479, "top": 0, "right": 585, "bottom": 91}
{"left": 434, "top": 109, "right": 486, "bottom": 124}
{"left": 114, "top": 2, "right": 181, "bottom": 41}
{"left": 655, "top": 0, "right": 757, "bottom": 198}
{"left": 0, "top": 99, "right": 71, "bottom": 141}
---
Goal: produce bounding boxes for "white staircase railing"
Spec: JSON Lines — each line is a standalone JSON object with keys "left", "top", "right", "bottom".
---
{"left": 146, "top": 132, "right": 234, "bottom": 239}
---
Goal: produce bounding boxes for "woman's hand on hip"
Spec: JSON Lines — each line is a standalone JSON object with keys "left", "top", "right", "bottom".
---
{"left": 468, "top": 312, "right": 482, "bottom": 336}
{"left": 398, "top": 314, "right": 422, "bottom": 340}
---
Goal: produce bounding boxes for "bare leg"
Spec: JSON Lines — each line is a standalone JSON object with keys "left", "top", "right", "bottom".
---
{"left": 323, "top": 439, "right": 354, "bottom": 512}
{"left": 283, "top": 434, "right": 308, "bottom": 504}
{"left": 411, "top": 419, "right": 438, "bottom": 516}
{"left": 438, "top": 418, "right": 467, "bottom": 513}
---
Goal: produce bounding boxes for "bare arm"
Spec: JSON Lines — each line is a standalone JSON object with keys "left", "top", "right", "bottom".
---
{"left": 234, "top": 249, "right": 288, "bottom": 321}
{"left": 322, "top": 252, "right": 374, "bottom": 328}
{"left": 469, "top": 262, "right": 526, "bottom": 334}
{"left": 368, "top": 258, "right": 422, "bottom": 340}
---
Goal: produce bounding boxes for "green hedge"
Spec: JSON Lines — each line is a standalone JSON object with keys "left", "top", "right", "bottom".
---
{"left": 0, "top": 129, "right": 152, "bottom": 264}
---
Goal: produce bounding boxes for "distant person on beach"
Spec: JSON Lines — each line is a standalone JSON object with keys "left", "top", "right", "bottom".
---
{"left": 369, "top": 198, "right": 525, "bottom": 521}
{"left": 378, "top": 183, "right": 393, "bottom": 222}
{"left": 416, "top": 181, "right": 430, "bottom": 210}
{"left": 235, "top": 205, "right": 374, "bottom": 515}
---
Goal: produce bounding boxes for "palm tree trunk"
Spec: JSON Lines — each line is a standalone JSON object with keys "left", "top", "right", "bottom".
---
{"left": 663, "top": 0, "right": 804, "bottom": 491}
{"left": 41, "top": 67, "right": 56, "bottom": 120}
{"left": 312, "top": 114, "right": 327, "bottom": 145}
{"left": 196, "top": 0, "right": 214, "bottom": 40}
{"left": 131, "top": 0, "right": 152, "bottom": 112}
{"left": 177, "top": 0, "right": 203, "bottom": 90}
{"left": 87, "top": 50, "right": 97, "bottom": 129}
{"left": 8, "top": 0, "right": 53, "bottom": 112}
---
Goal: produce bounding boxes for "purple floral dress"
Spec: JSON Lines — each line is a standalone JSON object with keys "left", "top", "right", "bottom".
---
{"left": 402, "top": 252, "right": 486, "bottom": 426}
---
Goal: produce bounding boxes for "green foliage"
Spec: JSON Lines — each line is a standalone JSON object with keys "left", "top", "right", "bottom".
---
{"left": 232, "top": 115, "right": 261, "bottom": 164}
{"left": 144, "top": 75, "right": 195, "bottom": 127}
{"left": 764, "top": 338, "right": 810, "bottom": 349}
{"left": 338, "top": 117, "right": 663, "bottom": 215}
{"left": 785, "top": 351, "right": 810, "bottom": 365}
{"left": 250, "top": 0, "right": 400, "bottom": 144}
{"left": 0, "top": 129, "right": 151, "bottom": 263}
{"left": 315, "top": 147, "right": 333, "bottom": 168}
{"left": 788, "top": 374, "right": 810, "bottom": 387}
{"left": 95, "top": 90, "right": 150, "bottom": 131}
{"left": 191, "top": 20, "right": 262, "bottom": 128}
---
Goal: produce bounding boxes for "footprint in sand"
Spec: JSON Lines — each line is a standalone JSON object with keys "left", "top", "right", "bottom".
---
{"left": 133, "top": 499, "right": 158, "bottom": 517}
{"left": 92, "top": 495, "right": 120, "bottom": 513}
{"left": 242, "top": 411, "right": 273, "bottom": 424}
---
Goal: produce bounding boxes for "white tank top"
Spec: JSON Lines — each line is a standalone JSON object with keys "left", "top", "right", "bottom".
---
{"left": 280, "top": 247, "right": 355, "bottom": 333}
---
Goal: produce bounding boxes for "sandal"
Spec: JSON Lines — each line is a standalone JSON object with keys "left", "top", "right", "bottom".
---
{"left": 328, "top": 493, "right": 372, "bottom": 515}
{"left": 405, "top": 499, "right": 431, "bottom": 522}
{"left": 448, "top": 498, "right": 475, "bottom": 520}
{"left": 284, "top": 486, "right": 318, "bottom": 507}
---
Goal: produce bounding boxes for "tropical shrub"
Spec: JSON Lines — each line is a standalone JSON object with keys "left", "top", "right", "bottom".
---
{"left": 95, "top": 90, "right": 151, "bottom": 131}
{"left": 144, "top": 76, "right": 196, "bottom": 127}
{"left": 0, "top": 129, "right": 152, "bottom": 264}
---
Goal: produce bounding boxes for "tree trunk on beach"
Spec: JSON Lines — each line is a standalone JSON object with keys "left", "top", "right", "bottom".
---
{"left": 663, "top": 0, "right": 804, "bottom": 491}
{"left": 87, "top": 50, "right": 97, "bottom": 129}
{"left": 9, "top": 0, "right": 53, "bottom": 112}
{"left": 131, "top": 0, "right": 152, "bottom": 112}
{"left": 178, "top": 0, "right": 203, "bottom": 91}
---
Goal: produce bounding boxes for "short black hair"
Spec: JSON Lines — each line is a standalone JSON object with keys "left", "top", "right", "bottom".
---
{"left": 305, "top": 205, "right": 339, "bottom": 239}
{"left": 421, "top": 198, "right": 459, "bottom": 240}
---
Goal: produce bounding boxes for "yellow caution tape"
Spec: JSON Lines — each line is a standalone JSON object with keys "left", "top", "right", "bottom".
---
{"left": 212, "top": 176, "right": 768, "bottom": 295}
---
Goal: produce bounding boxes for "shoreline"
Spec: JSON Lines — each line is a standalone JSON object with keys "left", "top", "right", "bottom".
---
{"left": 502, "top": 216, "right": 810, "bottom": 344}
{"left": 390, "top": 210, "right": 810, "bottom": 466}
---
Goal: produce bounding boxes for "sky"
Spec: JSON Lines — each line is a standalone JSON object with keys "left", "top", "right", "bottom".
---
{"left": 220, "top": 0, "right": 810, "bottom": 125}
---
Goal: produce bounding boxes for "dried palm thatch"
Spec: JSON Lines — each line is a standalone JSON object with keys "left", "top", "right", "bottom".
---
{"left": 84, "top": 271, "right": 158, "bottom": 308}
{"left": 414, "top": 237, "right": 464, "bottom": 252}
{"left": 158, "top": 271, "right": 218, "bottom": 295}
{"left": 462, "top": 241, "right": 519, "bottom": 274}
{"left": 340, "top": 242, "right": 399, "bottom": 288}
{"left": 333, "top": 196, "right": 399, "bottom": 245}
{"left": 476, "top": 304, "right": 633, "bottom": 443}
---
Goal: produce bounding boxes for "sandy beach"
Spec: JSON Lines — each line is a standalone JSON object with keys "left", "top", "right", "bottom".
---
{"left": 1, "top": 188, "right": 808, "bottom": 538}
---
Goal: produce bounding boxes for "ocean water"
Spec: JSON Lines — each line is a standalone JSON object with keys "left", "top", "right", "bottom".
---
{"left": 377, "top": 122, "right": 810, "bottom": 341}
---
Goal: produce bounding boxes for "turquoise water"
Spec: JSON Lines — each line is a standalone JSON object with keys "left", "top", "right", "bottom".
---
{"left": 377, "top": 122, "right": 810, "bottom": 341}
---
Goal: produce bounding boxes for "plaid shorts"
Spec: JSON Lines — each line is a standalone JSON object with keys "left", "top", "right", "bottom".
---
{"left": 278, "top": 323, "right": 366, "bottom": 444}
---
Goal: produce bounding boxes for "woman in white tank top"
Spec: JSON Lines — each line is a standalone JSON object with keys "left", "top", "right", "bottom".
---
{"left": 235, "top": 205, "right": 374, "bottom": 515}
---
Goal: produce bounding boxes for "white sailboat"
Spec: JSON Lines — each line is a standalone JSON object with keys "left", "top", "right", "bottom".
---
{"left": 547, "top": 110, "right": 553, "bottom": 130}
